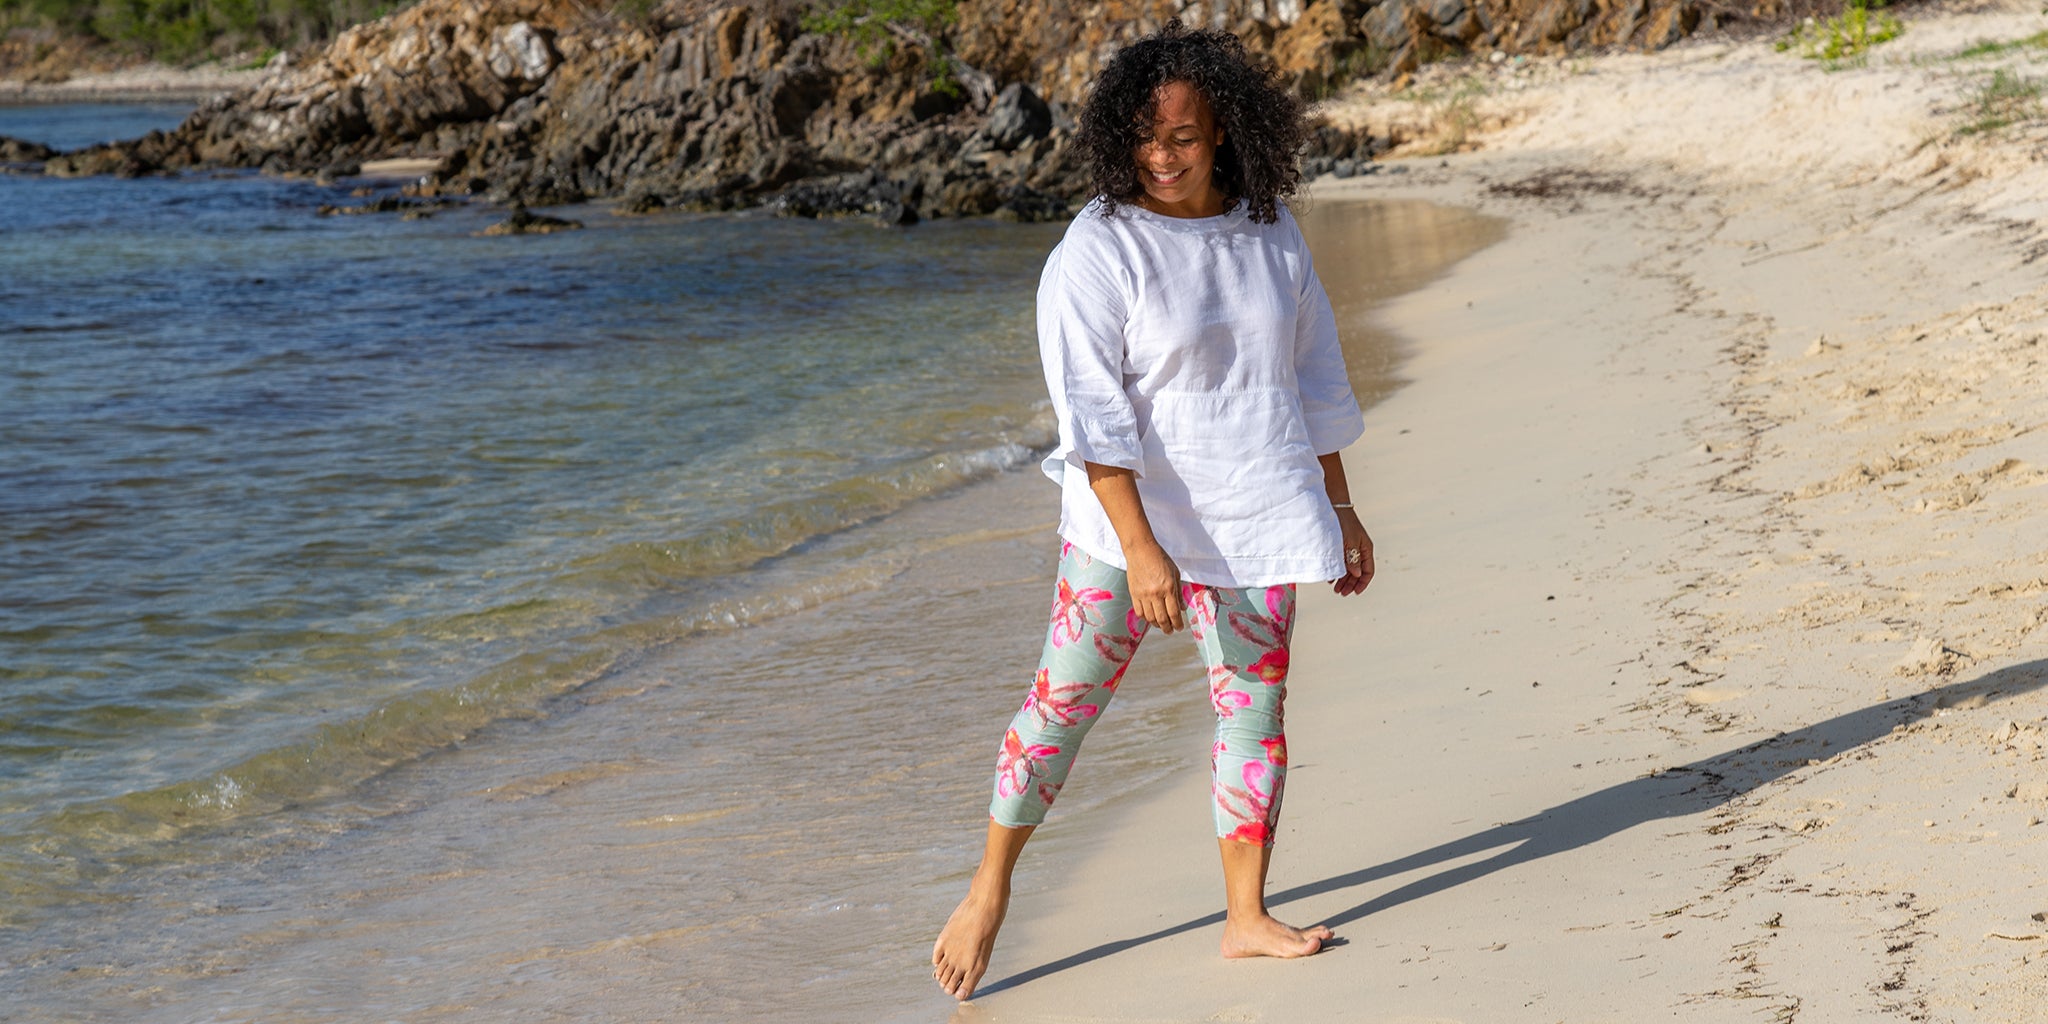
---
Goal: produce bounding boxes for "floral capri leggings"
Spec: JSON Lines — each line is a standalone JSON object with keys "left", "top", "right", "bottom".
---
{"left": 991, "top": 542, "right": 1295, "bottom": 846}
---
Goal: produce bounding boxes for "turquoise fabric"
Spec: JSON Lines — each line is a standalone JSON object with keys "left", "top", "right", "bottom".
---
{"left": 991, "top": 542, "right": 1296, "bottom": 845}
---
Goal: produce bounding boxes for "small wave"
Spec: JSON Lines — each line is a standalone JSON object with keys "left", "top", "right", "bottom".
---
{"left": 566, "top": 441, "right": 1042, "bottom": 588}
{"left": 0, "top": 543, "right": 915, "bottom": 925}
{"left": 0, "top": 436, "right": 1054, "bottom": 925}
{"left": 4, "top": 321, "right": 121, "bottom": 335}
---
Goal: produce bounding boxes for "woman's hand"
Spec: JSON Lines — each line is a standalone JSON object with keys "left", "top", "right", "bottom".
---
{"left": 1334, "top": 509, "right": 1375, "bottom": 597}
{"left": 1083, "top": 461, "right": 1187, "bottom": 633}
{"left": 1124, "top": 540, "right": 1185, "bottom": 634}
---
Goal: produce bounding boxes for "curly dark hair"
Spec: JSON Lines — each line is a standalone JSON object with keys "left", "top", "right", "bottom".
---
{"left": 1076, "top": 19, "right": 1308, "bottom": 225}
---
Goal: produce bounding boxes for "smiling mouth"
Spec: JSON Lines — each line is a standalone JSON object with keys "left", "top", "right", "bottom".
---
{"left": 1147, "top": 169, "right": 1186, "bottom": 186}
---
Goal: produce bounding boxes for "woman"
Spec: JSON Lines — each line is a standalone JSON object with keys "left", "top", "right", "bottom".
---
{"left": 932, "top": 20, "right": 1375, "bottom": 1001}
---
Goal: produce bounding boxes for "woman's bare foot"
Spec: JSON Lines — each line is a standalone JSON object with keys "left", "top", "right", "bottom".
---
{"left": 1219, "top": 911, "right": 1332, "bottom": 959}
{"left": 932, "top": 881, "right": 1009, "bottom": 1000}
{"left": 935, "top": 822, "right": 1034, "bottom": 1001}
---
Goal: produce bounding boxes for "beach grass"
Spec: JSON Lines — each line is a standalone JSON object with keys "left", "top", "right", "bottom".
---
{"left": 1956, "top": 68, "right": 2043, "bottom": 136}
{"left": 1951, "top": 29, "right": 2048, "bottom": 61}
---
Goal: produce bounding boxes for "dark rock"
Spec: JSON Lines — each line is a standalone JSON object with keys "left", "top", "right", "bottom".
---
{"left": 1360, "top": 0, "right": 1416, "bottom": 53}
{"left": 479, "top": 206, "right": 583, "bottom": 235}
{"left": 993, "top": 183, "right": 1069, "bottom": 223}
{"left": 44, "top": 143, "right": 161, "bottom": 178}
{"left": 985, "top": 82, "right": 1052, "bottom": 151}
{"left": 771, "top": 170, "right": 918, "bottom": 220}
{"left": 516, "top": 180, "right": 587, "bottom": 206}
{"left": 912, "top": 87, "right": 965, "bottom": 122}
{"left": 934, "top": 177, "right": 1001, "bottom": 218}
{"left": 667, "top": 175, "right": 755, "bottom": 212}
{"left": 0, "top": 135, "right": 56, "bottom": 163}
{"left": 1304, "top": 123, "right": 1377, "bottom": 163}
{"left": 612, "top": 187, "right": 667, "bottom": 215}
{"left": 1300, "top": 122, "right": 1383, "bottom": 180}
{"left": 1429, "top": 0, "right": 1473, "bottom": 38}
{"left": 318, "top": 196, "right": 461, "bottom": 215}
{"left": 874, "top": 201, "right": 919, "bottom": 227}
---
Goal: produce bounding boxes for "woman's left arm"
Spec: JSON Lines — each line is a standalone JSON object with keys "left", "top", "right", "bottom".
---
{"left": 1290, "top": 220, "right": 1374, "bottom": 597}
{"left": 1319, "top": 451, "right": 1375, "bottom": 597}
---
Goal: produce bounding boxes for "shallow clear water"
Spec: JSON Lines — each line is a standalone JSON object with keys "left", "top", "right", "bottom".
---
{"left": 1, "top": 117, "right": 1064, "bottom": 916}
{"left": 0, "top": 100, "right": 191, "bottom": 151}
{"left": 0, "top": 103, "right": 1507, "bottom": 1023}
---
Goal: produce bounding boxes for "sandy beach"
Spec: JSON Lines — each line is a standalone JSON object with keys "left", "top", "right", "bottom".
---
{"left": 957, "top": 4, "right": 2048, "bottom": 1021}
{"left": 10, "top": 3, "right": 2048, "bottom": 1018}
{"left": 0, "top": 63, "right": 262, "bottom": 104}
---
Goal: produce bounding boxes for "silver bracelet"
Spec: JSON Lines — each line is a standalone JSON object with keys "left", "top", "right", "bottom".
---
{"left": 1330, "top": 501, "right": 1354, "bottom": 510}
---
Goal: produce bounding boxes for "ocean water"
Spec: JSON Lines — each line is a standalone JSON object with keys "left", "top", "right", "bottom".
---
{"left": 0, "top": 101, "right": 195, "bottom": 152}
{"left": 0, "top": 103, "right": 1504, "bottom": 1022}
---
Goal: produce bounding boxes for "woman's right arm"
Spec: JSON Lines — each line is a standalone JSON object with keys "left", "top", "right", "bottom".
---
{"left": 1042, "top": 228, "right": 1177, "bottom": 629}
{"left": 1084, "top": 462, "right": 1185, "bottom": 634}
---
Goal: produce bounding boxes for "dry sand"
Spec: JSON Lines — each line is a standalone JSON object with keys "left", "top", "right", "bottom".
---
{"left": 955, "top": 4, "right": 2048, "bottom": 1021}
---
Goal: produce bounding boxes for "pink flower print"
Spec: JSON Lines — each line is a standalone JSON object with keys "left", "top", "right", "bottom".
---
{"left": 1248, "top": 647, "right": 1289, "bottom": 686}
{"left": 1092, "top": 609, "right": 1143, "bottom": 673}
{"left": 1216, "top": 760, "right": 1281, "bottom": 845}
{"left": 1093, "top": 635, "right": 1137, "bottom": 675}
{"left": 1183, "top": 585, "right": 1218, "bottom": 632}
{"left": 1099, "top": 653, "right": 1136, "bottom": 691}
{"left": 1264, "top": 586, "right": 1295, "bottom": 632}
{"left": 1259, "top": 736, "right": 1288, "bottom": 768}
{"left": 1223, "top": 821, "right": 1273, "bottom": 845}
{"left": 1049, "top": 576, "right": 1112, "bottom": 648}
{"left": 996, "top": 728, "right": 1060, "bottom": 799}
{"left": 1036, "top": 780, "right": 1064, "bottom": 805}
{"left": 1024, "top": 668, "right": 1099, "bottom": 728}
{"left": 1227, "top": 609, "right": 1287, "bottom": 663}
{"left": 1210, "top": 667, "right": 1252, "bottom": 718}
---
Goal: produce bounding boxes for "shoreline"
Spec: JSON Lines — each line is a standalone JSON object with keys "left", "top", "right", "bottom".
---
{"left": 0, "top": 138, "right": 1503, "bottom": 1020}
{"left": 966, "top": 3, "right": 2048, "bottom": 1020}
{"left": 0, "top": 64, "right": 263, "bottom": 105}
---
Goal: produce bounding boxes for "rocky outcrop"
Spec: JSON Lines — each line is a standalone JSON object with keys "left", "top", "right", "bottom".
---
{"left": 478, "top": 206, "right": 583, "bottom": 234}
{"left": 1, "top": 135, "right": 57, "bottom": 165}
{"left": 952, "top": 0, "right": 1704, "bottom": 105}
{"left": 41, "top": 0, "right": 1727, "bottom": 218}
{"left": 49, "top": 0, "right": 580, "bottom": 179}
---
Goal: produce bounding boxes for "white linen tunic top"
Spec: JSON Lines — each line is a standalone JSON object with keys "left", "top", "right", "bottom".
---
{"left": 1037, "top": 198, "right": 1366, "bottom": 588}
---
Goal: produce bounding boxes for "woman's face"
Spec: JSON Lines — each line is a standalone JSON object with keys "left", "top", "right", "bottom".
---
{"left": 1132, "top": 80, "right": 1225, "bottom": 216}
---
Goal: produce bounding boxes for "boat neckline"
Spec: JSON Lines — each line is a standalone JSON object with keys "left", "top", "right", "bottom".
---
{"left": 1095, "top": 198, "right": 1251, "bottom": 232}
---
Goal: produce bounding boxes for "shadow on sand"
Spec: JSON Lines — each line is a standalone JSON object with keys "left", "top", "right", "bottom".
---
{"left": 973, "top": 658, "right": 2048, "bottom": 997}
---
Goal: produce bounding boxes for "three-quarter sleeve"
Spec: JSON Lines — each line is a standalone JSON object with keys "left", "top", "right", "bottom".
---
{"left": 1037, "top": 236, "right": 1145, "bottom": 478}
{"left": 1292, "top": 240, "right": 1367, "bottom": 455}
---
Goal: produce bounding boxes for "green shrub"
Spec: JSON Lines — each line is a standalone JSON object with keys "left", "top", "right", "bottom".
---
{"left": 1777, "top": 0, "right": 1904, "bottom": 65}
{"left": 802, "top": 0, "right": 960, "bottom": 95}
{"left": 607, "top": 0, "right": 658, "bottom": 28}
{"left": 1, "top": 0, "right": 412, "bottom": 63}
